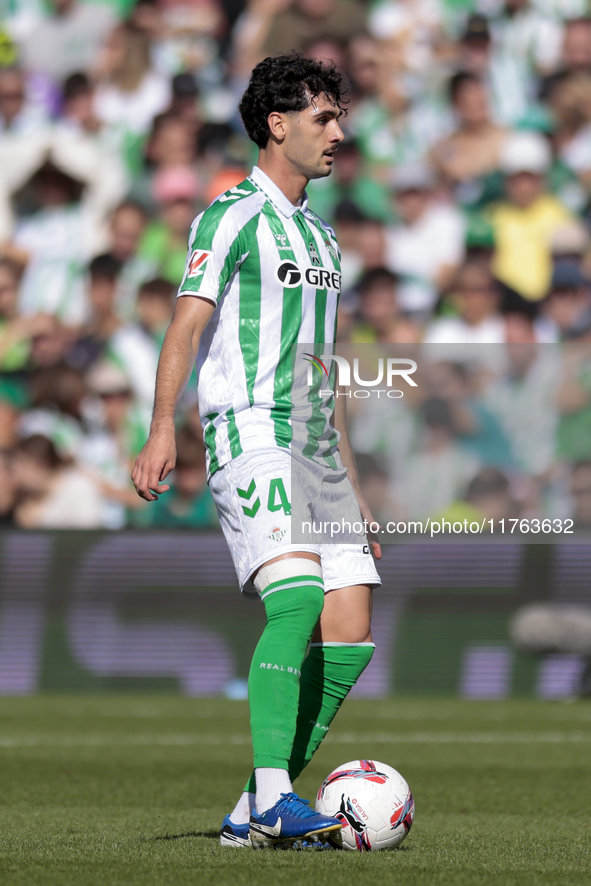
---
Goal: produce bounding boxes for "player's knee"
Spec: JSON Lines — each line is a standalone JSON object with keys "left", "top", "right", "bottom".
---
{"left": 254, "top": 557, "right": 325, "bottom": 623}
{"left": 253, "top": 557, "right": 323, "bottom": 596}
{"left": 337, "top": 625, "right": 373, "bottom": 645}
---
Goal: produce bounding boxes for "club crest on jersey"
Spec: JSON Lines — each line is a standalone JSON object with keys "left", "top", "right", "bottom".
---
{"left": 324, "top": 239, "right": 338, "bottom": 261}
{"left": 308, "top": 241, "right": 321, "bottom": 266}
{"left": 187, "top": 250, "right": 212, "bottom": 278}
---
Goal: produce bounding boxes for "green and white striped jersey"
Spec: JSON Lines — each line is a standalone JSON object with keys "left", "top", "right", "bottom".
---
{"left": 177, "top": 166, "right": 342, "bottom": 478}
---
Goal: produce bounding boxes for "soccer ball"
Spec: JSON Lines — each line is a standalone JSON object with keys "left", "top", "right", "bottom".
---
{"left": 315, "top": 759, "right": 414, "bottom": 851}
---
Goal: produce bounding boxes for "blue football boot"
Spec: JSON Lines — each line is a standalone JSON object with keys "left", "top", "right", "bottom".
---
{"left": 219, "top": 814, "right": 252, "bottom": 848}
{"left": 249, "top": 792, "right": 342, "bottom": 849}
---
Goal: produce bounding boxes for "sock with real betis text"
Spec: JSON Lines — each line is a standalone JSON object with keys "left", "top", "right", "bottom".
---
{"left": 288, "top": 642, "right": 375, "bottom": 781}
{"left": 242, "top": 641, "right": 375, "bottom": 798}
{"left": 247, "top": 578, "right": 324, "bottom": 811}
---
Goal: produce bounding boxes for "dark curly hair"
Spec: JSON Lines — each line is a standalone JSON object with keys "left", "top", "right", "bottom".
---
{"left": 238, "top": 53, "right": 348, "bottom": 148}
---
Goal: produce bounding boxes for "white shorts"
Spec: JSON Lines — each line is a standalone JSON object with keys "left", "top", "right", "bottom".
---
{"left": 209, "top": 448, "right": 381, "bottom": 594}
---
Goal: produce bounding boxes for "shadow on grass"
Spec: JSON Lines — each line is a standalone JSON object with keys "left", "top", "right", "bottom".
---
{"left": 144, "top": 832, "right": 414, "bottom": 852}
{"left": 145, "top": 831, "right": 219, "bottom": 842}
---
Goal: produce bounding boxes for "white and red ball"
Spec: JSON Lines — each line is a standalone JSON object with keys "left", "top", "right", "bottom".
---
{"left": 315, "top": 759, "right": 414, "bottom": 851}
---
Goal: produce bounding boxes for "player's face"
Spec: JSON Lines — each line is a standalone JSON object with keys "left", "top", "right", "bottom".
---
{"left": 284, "top": 94, "right": 344, "bottom": 180}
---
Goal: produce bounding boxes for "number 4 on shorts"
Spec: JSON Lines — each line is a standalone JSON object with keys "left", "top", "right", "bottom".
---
{"left": 268, "top": 478, "right": 291, "bottom": 515}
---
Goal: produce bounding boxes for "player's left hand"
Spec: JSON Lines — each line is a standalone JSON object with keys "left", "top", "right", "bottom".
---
{"left": 358, "top": 497, "right": 382, "bottom": 560}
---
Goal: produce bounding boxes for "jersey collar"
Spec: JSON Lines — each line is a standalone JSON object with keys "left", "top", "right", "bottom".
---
{"left": 249, "top": 165, "right": 309, "bottom": 218}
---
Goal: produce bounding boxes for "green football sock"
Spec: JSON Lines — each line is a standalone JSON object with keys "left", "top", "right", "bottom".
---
{"left": 289, "top": 642, "right": 375, "bottom": 781}
{"left": 247, "top": 579, "right": 324, "bottom": 772}
{"left": 244, "top": 640, "right": 375, "bottom": 794}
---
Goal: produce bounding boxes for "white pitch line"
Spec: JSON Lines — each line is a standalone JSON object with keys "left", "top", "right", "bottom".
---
{"left": 0, "top": 732, "right": 590, "bottom": 748}
{"left": 330, "top": 732, "right": 591, "bottom": 744}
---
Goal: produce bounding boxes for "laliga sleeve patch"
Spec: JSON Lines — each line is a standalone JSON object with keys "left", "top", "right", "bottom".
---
{"left": 188, "top": 249, "right": 212, "bottom": 277}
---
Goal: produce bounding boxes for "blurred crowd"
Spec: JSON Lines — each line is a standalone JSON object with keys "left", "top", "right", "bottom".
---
{"left": 347, "top": 343, "right": 591, "bottom": 530}
{"left": 2, "top": 0, "right": 591, "bottom": 528}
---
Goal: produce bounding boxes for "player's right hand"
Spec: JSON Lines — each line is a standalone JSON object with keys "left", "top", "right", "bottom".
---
{"left": 131, "top": 431, "right": 177, "bottom": 502}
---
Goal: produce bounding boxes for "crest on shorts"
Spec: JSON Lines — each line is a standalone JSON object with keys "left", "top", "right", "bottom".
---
{"left": 268, "top": 526, "right": 287, "bottom": 542}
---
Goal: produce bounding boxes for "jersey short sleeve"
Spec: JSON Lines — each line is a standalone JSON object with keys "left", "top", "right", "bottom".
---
{"left": 177, "top": 203, "right": 242, "bottom": 306}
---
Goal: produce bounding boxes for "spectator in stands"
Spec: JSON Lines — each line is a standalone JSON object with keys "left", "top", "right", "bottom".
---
{"left": 168, "top": 73, "right": 201, "bottom": 137}
{"left": 60, "top": 72, "right": 99, "bottom": 135}
{"left": 27, "top": 315, "right": 72, "bottom": 371}
{"left": 0, "top": 376, "right": 29, "bottom": 450}
{"left": 396, "top": 396, "right": 480, "bottom": 520}
{"left": 333, "top": 200, "right": 365, "bottom": 292}
{"left": 433, "top": 467, "right": 516, "bottom": 528}
{"left": 139, "top": 166, "right": 200, "bottom": 285}
{"left": 430, "top": 72, "right": 508, "bottom": 203}
{"left": 0, "top": 67, "right": 26, "bottom": 134}
{"left": 424, "top": 260, "right": 505, "bottom": 345}
{"left": 21, "top": 0, "right": 116, "bottom": 86}
{"left": 7, "top": 135, "right": 126, "bottom": 326}
{"left": 306, "top": 139, "right": 393, "bottom": 224}
{"left": 542, "top": 261, "right": 591, "bottom": 341}
{"left": 385, "top": 162, "right": 465, "bottom": 316}
{"left": 135, "top": 278, "right": 175, "bottom": 349}
{"left": 0, "top": 449, "right": 16, "bottom": 526}
{"left": 458, "top": 8, "right": 560, "bottom": 127}
{"left": 366, "top": 0, "right": 444, "bottom": 88}
{"left": 0, "top": 258, "right": 31, "bottom": 371}
{"left": 357, "top": 219, "right": 387, "bottom": 275}
{"left": 93, "top": 23, "right": 171, "bottom": 137}
{"left": 490, "top": 131, "right": 583, "bottom": 301}
{"left": 233, "top": 0, "right": 365, "bottom": 75}
{"left": 0, "top": 67, "right": 47, "bottom": 135}
{"left": 107, "top": 201, "right": 156, "bottom": 320}
{"left": 13, "top": 433, "right": 103, "bottom": 528}
{"left": 556, "top": 341, "right": 591, "bottom": 462}
{"left": 57, "top": 72, "right": 128, "bottom": 205}
{"left": 21, "top": 363, "right": 87, "bottom": 457}
{"left": 542, "top": 16, "right": 591, "bottom": 96}
{"left": 81, "top": 360, "right": 147, "bottom": 528}
{"left": 106, "top": 284, "right": 162, "bottom": 411}
{"left": 547, "top": 71, "right": 591, "bottom": 187}
{"left": 500, "top": 285, "right": 541, "bottom": 344}
{"left": 484, "top": 333, "right": 559, "bottom": 478}
{"left": 562, "top": 17, "right": 591, "bottom": 73}
{"left": 427, "top": 360, "right": 515, "bottom": 470}
{"left": 128, "top": 112, "right": 197, "bottom": 213}
{"left": 67, "top": 253, "right": 122, "bottom": 371}
{"left": 353, "top": 267, "right": 420, "bottom": 344}
{"left": 569, "top": 460, "right": 591, "bottom": 530}
{"left": 10, "top": 162, "right": 89, "bottom": 326}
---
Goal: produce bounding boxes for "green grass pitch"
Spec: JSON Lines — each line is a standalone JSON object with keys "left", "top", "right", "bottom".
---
{"left": 0, "top": 696, "right": 589, "bottom": 886}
